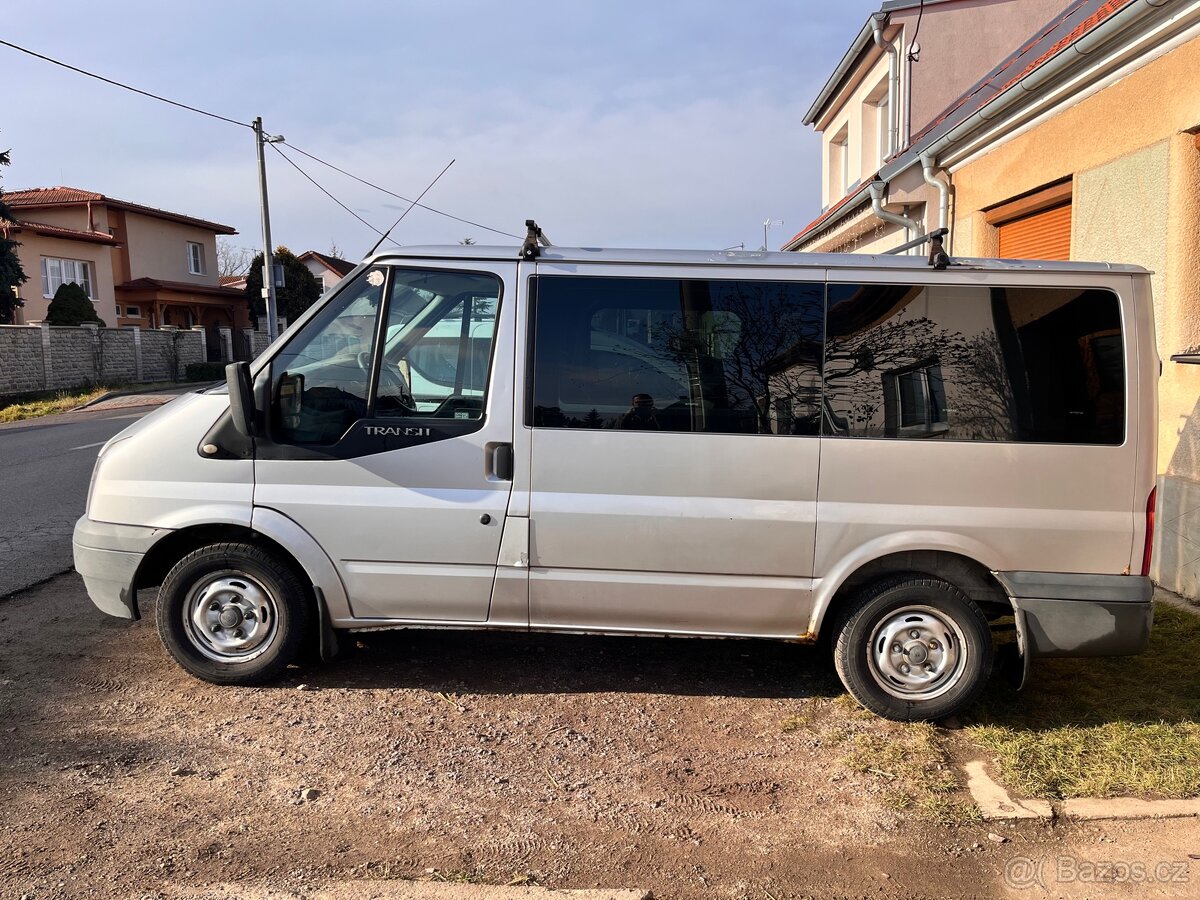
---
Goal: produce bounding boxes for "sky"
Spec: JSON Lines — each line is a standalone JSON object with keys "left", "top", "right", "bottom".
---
{"left": 3, "top": 1, "right": 873, "bottom": 259}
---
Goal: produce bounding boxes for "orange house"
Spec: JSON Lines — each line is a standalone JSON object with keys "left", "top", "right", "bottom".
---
{"left": 5, "top": 186, "right": 249, "bottom": 332}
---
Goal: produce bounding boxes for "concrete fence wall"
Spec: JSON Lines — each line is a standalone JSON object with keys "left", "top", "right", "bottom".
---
{"left": 0, "top": 324, "right": 206, "bottom": 396}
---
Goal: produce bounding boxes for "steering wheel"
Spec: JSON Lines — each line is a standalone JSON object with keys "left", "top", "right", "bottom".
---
{"left": 357, "top": 351, "right": 415, "bottom": 411}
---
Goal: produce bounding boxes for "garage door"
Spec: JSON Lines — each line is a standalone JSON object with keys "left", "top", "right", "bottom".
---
{"left": 997, "top": 202, "right": 1072, "bottom": 260}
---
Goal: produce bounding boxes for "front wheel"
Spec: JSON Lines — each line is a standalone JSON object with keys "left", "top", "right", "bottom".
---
{"left": 155, "top": 542, "right": 310, "bottom": 685}
{"left": 833, "top": 576, "right": 992, "bottom": 721}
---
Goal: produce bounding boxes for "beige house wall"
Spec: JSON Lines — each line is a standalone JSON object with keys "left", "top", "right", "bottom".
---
{"left": 12, "top": 233, "right": 118, "bottom": 326}
{"left": 121, "top": 213, "right": 220, "bottom": 287}
{"left": 950, "top": 38, "right": 1200, "bottom": 477}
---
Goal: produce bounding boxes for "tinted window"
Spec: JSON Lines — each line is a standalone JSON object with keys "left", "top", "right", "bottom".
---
{"left": 531, "top": 276, "right": 825, "bottom": 435}
{"left": 824, "top": 283, "right": 1124, "bottom": 444}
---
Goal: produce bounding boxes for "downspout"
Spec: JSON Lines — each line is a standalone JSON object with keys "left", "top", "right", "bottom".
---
{"left": 920, "top": 151, "right": 952, "bottom": 250}
{"left": 871, "top": 12, "right": 899, "bottom": 156}
{"left": 868, "top": 179, "right": 922, "bottom": 252}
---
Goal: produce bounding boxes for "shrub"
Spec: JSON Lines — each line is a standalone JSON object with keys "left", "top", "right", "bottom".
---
{"left": 185, "top": 361, "right": 226, "bottom": 382}
{"left": 46, "top": 282, "right": 105, "bottom": 326}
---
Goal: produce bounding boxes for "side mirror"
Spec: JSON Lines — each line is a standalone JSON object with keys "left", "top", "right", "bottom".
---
{"left": 226, "top": 361, "right": 258, "bottom": 438}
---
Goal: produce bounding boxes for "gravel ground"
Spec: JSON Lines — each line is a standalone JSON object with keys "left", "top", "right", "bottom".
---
{"left": 5, "top": 572, "right": 1193, "bottom": 899}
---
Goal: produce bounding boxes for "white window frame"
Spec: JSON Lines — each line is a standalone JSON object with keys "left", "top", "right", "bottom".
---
{"left": 40, "top": 256, "right": 95, "bottom": 300}
{"left": 124, "top": 305, "right": 141, "bottom": 318}
{"left": 187, "top": 241, "right": 206, "bottom": 275}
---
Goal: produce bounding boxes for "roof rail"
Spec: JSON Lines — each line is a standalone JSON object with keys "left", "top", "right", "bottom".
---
{"left": 883, "top": 227, "right": 951, "bottom": 269}
{"left": 520, "top": 219, "right": 552, "bottom": 259}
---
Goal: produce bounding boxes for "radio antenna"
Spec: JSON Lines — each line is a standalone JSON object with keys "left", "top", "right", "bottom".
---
{"left": 367, "top": 158, "right": 456, "bottom": 256}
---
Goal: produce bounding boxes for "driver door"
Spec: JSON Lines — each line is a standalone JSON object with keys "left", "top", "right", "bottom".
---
{"left": 253, "top": 261, "right": 517, "bottom": 622}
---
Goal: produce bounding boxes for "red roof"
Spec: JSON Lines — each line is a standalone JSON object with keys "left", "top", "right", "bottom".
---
{"left": 782, "top": 181, "right": 874, "bottom": 250}
{"left": 2, "top": 218, "right": 119, "bottom": 245}
{"left": 5, "top": 186, "right": 237, "bottom": 235}
{"left": 908, "top": 0, "right": 1135, "bottom": 148}
{"left": 298, "top": 250, "right": 356, "bottom": 277}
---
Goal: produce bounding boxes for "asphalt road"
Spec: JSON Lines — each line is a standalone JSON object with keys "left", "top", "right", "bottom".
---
{"left": 0, "top": 404, "right": 158, "bottom": 597}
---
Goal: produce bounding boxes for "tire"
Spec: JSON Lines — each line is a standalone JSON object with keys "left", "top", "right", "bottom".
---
{"left": 833, "top": 576, "right": 992, "bottom": 721}
{"left": 155, "top": 542, "right": 311, "bottom": 685}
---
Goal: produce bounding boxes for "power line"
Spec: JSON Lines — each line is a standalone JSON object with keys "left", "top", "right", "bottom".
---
{"left": 268, "top": 143, "right": 400, "bottom": 247}
{"left": 283, "top": 143, "right": 522, "bottom": 240}
{"left": 0, "top": 38, "right": 250, "bottom": 130}
{"left": 0, "top": 37, "right": 522, "bottom": 242}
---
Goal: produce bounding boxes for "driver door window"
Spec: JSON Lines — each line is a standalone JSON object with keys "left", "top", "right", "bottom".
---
{"left": 270, "top": 266, "right": 502, "bottom": 445}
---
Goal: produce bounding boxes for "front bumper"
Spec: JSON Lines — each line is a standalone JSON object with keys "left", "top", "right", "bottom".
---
{"left": 995, "top": 572, "right": 1154, "bottom": 658}
{"left": 73, "top": 517, "right": 171, "bottom": 620}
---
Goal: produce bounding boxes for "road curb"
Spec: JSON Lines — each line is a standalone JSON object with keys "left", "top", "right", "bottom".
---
{"left": 964, "top": 759, "right": 1200, "bottom": 822}
{"left": 964, "top": 760, "right": 1053, "bottom": 820}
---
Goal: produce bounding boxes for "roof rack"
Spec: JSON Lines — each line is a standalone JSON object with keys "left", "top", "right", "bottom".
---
{"left": 883, "top": 227, "right": 951, "bottom": 269}
{"left": 520, "top": 219, "right": 552, "bottom": 259}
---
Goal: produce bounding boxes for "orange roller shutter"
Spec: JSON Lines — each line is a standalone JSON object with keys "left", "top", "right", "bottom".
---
{"left": 997, "top": 202, "right": 1072, "bottom": 260}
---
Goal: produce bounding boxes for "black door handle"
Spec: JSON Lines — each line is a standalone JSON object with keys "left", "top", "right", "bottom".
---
{"left": 490, "top": 443, "right": 513, "bottom": 480}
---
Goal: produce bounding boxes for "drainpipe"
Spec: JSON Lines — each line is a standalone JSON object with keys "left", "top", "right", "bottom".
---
{"left": 868, "top": 179, "right": 922, "bottom": 252}
{"left": 920, "top": 151, "right": 952, "bottom": 250}
{"left": 871, "top": 12, "right": 899, "bottom": 157}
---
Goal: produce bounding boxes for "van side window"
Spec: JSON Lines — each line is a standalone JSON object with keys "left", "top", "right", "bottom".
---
{"left": 531, "top": 276, "right": 825, "bottom": 435}
{"left": 824, "top": 283, "right": 1124, "bottom": 444}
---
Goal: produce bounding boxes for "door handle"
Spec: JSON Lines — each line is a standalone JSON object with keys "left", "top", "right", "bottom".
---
{"left": 489, "top": 443, "right": 513, "bottom": 481}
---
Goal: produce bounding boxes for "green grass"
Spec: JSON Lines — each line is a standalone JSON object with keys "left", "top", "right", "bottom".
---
{"left": 0, "top": 386, "right": 111, "bottom": 422}
{"left": 842, "top": 721, "right": 981, "bottom": 824}
{"left": 782, "top": 697, "right": 981, "bottom": 824}
{"left": 0, "top": 381, "right": 184, "bottom": 423}
{"left": 967, "top": 602, "right": 1200, "bottom": 799}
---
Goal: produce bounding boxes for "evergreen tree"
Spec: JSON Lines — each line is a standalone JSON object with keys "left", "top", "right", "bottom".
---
{"left": 0, "top": 142, "right": 28, "bottom": 325}
{"left": 46, "top": 282, "right": 104, "bottom": 326}
{"left": 244, "top": 245, "right": 321, "bottom": 325}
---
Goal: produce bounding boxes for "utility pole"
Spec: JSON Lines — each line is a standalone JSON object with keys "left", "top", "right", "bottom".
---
{"left": 253, "top": 117, "right": 284, "bottom": 342}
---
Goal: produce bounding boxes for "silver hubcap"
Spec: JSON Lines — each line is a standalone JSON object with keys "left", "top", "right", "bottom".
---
{"left": 184, "top": 573, "right": 278, "bottom": 663}
{"left": 867, "top": 605, "right": 967, "bottom": 700}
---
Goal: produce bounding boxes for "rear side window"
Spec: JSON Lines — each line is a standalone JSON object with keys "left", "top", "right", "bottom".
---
{"left": 824, "top": 283, "right": 1124, "bottom": 444}
{"left": 531, "top": 275, "right": 825, "bottom": 435}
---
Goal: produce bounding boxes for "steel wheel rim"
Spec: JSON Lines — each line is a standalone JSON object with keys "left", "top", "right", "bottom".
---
{"left": 866, "top": 604, "right": 968, "bottom": 701}
{"left": 183, "top": 571, "right": 279, "bottom": 663}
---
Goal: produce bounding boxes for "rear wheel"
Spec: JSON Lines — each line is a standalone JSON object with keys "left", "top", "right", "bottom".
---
{"left": 155, "top": 542, "right": 310, "bottom": 685}
{"left": 833, "top": 576, "right": 992, "bottom": 721}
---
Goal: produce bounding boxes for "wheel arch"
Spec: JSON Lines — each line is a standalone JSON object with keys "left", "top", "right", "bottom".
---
{"left": 133, "top": 510, "right": 350, "bottom": 622}
{"left": 809, "top": 539, "right": 1014, "bottom": 638}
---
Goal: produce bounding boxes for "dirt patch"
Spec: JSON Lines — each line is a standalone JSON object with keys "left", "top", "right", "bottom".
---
{"left": 0, "top": 573, "right": 1128, "bottom": 899}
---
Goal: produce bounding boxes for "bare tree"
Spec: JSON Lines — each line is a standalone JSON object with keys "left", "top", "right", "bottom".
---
{"left": 328, "top": 240, "right": 345, "bottom": 259}
{"left": 217, "top": 238, "right": 255, "bottom": 279}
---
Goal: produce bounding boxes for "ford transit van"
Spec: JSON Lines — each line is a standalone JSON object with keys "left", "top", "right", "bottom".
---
{"left": 73, "top": 235, "right": 1157, "bottom": 720}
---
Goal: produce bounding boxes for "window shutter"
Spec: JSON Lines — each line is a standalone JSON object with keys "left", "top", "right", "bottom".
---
{"left": 997, "top": 202, "right": 1072, "bottom": 260}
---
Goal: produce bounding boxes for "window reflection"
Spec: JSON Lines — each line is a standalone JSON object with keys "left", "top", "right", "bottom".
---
{"left": 824, "top": 283, "right": 1124, "bottom": 444}
{"left": 532, "top": 276, "right": 826, "bottom": 435}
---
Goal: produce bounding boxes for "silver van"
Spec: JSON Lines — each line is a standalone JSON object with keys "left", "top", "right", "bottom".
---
{"left": 73, "top": 233, "right": 1158, "bottom": 720}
